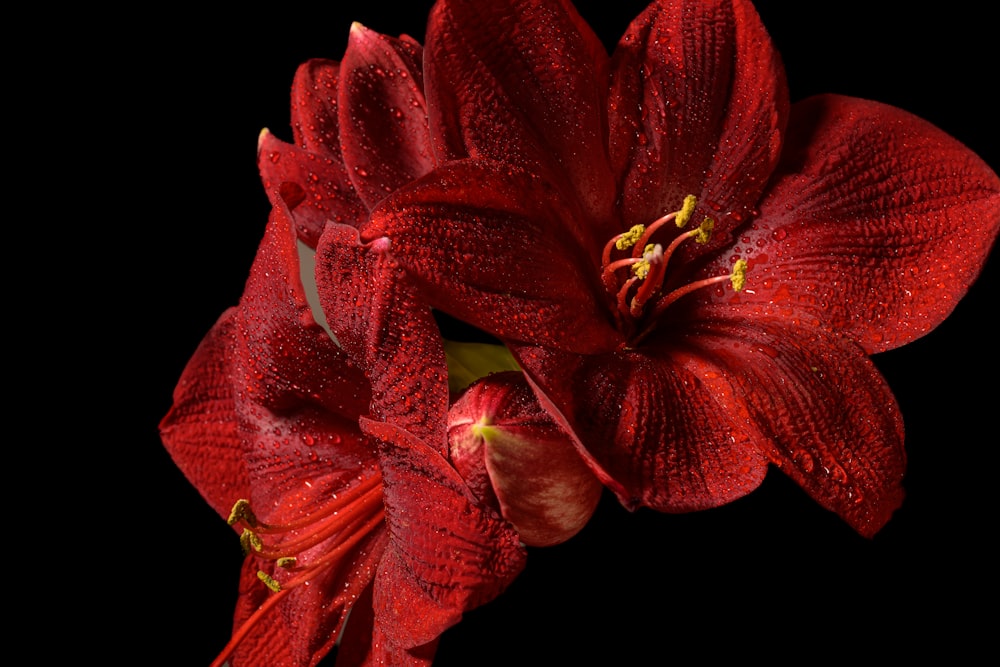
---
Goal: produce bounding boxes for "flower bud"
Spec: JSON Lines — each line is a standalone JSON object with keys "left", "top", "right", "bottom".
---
{"left": 448, "top": 371, "right": 602, "bottom": 546}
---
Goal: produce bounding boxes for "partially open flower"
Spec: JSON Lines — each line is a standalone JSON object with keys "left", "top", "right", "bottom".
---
{"left": 449, "top": 371, "right": 603, "bottom": 547}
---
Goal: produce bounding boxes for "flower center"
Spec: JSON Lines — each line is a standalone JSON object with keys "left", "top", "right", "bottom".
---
{"left": 211, "top": 470, "right": 386, "bottom": 667}
{"left": 600, "top": 195, "right": 747, "bottom": 344}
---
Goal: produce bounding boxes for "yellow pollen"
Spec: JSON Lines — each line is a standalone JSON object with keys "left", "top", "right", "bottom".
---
{"left": 676, "top": 194, "right": 698, "bottom": 228}
{"left": 730, "top": 259, "right": 748, "bottom": 292}
{"left": 240, "top": 529, "right": 263, "bottom": 555}
{"left": 632, "top": 259, "right": 651, "bottom": 279}
{"left": 615, "top": 224, "right": 646, "bottom": 250}
{"left": 276, "top": 557, "right": 297, "bottom": 569}
{"left": 693, "top": 218, "right": 714, "bottom": 244}
{"left": 228, "top": 499, "right": 258, "bottom": 527}
{"left": 257, "top": 570, "right": 282, "bottom": 592}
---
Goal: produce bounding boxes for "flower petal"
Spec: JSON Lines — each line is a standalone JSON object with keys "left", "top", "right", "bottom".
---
{"left": 682, "top": 315, "right": 906, "bottom": 536}
{"left": 425, "top": 0, "right": 617, "bottom": 233}
{"left": 609, "top": 0, "right": 788, "bottom": 244}
{"left": 513, "top": 342, "right": 769, "bottom": 512}
{"left": 331, "top": 583, "right": 437, "bottom": 667}
{"left": 364, "top": 158, "right": 621, "bottom": 353}
{"left": 163, "top": 197, "right": 386, "bottom": 666}
{"left": 315, "top": 222, "right": 450, "bottom": 450}
{"left": 159, "top": 308, "right": 249, "bottom": 519}
{"left": 719, "top": 93, "right": 1000, "bottom": 353}
{"left": 338, "top": 25, "right": 436, "bottom": 210}
{"left": 361, "top": 417, "right": 527, "bottom": 650}
{"left": 259, "top": 59, "right": 369, "bottom": 248}
{"left": 160, "top": 195, "right": 373, "bottom": 520}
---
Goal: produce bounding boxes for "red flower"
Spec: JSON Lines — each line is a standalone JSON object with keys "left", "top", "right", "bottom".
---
{"left": 160, "top": 134, "right": 525, "bottom": 667}
{"left": 360, "top": 0, "right": 1000, "bottom": 537}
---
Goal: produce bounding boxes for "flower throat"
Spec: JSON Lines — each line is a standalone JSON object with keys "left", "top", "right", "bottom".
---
{"left": 600, "top": 195, "right": 747, "bottom": 345}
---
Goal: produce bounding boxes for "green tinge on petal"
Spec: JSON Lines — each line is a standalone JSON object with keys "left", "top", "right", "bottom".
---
{"left": 444, "top": 341, "right": 520, "bottom": 392}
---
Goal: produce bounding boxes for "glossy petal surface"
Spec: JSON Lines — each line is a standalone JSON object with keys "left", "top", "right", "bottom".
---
{"left": 702, "top": 94, "right": 1000, "bottom": 353}
{"left": 609, "top": 0, "right": 787, "bottom": 244}
{"left": 365, "top": 159, "right": 620, "bottom": 352}
{"left": 426, "top": 0, "right": 617, "bottom": 234}
{"left": 339, "top": 26, "right": 435, "bottom": 210}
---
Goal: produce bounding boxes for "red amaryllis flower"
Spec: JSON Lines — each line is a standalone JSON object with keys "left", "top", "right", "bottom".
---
{"left": 159, "top": 190, "right": 525, "bottom": 666}
{"left": 254, "top": 12, "right": 602, "bottom": 547}
{"left": 360, "top": 0, "right": 1000, "bottom": 537}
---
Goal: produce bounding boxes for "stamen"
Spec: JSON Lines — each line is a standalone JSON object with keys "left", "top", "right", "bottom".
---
{"left": 616, "top": 225, "right": 646, "bottom": 250}
{"left": 602, "top": 255, "right": 645, "bottom": 293}
{"left": 240, "top": 529, "right": 263, "bottom": 555}
{"left": 209, "top": 472, "right": 387, "bottom": 667}
{"left": 647, "top": 260, "right": 751, "bottom": 321}
{"left": 228, "top": 499, "right": 258, "bottom": 527}
{"left": 629, "top": 244, "right": 666, "bottom": 316}
{"left": 602, "top": 224, "right": 646, "bottom": 282}
{"left": 636, "top": 195, "right": 700, "bottom": 252}
{"left": 691, "top": 218, "right": 714, "bottom": 244}
{"left": 675, "top": 194, "right": 698, "bottom": 228}
{"left": 730, "top": 259, "right": 748, "bottom": 292}
{"left": 599, "top": 194, "right": 747, "bottom": 343}
{"left": 257, "top": 571, "right": 282, "bottom": 592}
{"left": 631, "top": 245, "right": 658, "bottom": 280}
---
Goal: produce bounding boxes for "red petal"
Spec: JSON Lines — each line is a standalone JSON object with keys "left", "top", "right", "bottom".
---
{"left": 315, "top": 222, "right": 450, "bottom": 450}
{"left": 236, "top": 196, "right": 370, "bottom": 434}
{"left": 364, "top": 159, "right": 621, "bottom": 353}
{"left": 609, "top": 0, "right": 788, "bottom": 244}
{"left": 159, "top": 309, "right": 250, "bottom": 520}
{"left": 425, "top": 0, "right": 617, "bottom": 231}
{"left": 718, "top": 94, "right": 1000, "bottom": 353}
{"left": 338, "top": 24, "right": 436, "bottom": 210}
{"left": 291, "top": 59, "right": 348, "bottom": 155}
{"left": 258, "top": 130, "right": 367, "bottom": 249}
{"left": 161, "top": 197, "right": 373, "bottom": 521}
{"left": 513, "top": 342, "right": 769, "bottom": 512}
{"left": 164, "top": 198, "right": 386, "bottom": 666}
{"left": 361, "top": 417, "right": 526, "bottom": 650}
{"left": 682, "top": 316, "right": 906, "bottom": 537}
{"left": 259, "top": 59, "right": 369, "bottom": 248}
{"left": 333, "top": 583, "right": 438, "bottom": 667}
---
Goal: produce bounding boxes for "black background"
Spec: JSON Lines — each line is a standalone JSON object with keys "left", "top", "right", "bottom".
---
{"left": 113, "top": 1, "right": 997, "bottom": 664}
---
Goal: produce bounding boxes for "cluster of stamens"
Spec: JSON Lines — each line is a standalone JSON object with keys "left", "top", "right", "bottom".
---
{"left": 210, "top": 472, "right": 386, "bottom": 667}
{"left": 601, "top": 195, "right": 747, "bottom": 340}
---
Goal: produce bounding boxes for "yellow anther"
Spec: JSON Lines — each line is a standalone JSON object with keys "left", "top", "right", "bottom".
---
{"left": 228, "top": 499, "right": 258, "bottom": 527}
{"left": 615, "top": 224, "right": 646, "bottom": 250}
{"left": 276, "top": 557, "right": 297, "bottom": 569}
{"left": 257, "top": 570, "right": 282, "bottom": 592}
{"left": 692, "top": 218, "right": 714, "bottom": 244}
{"left": 240, "top": 529, "right": 263, "bottom": 555}
{"left": 675, "top": 195, "right": 698, "bottom": 228}
{"left": 730, "top": 259, "right": 748, "bottom": 292}
{"left": 632, "top": 259, "right": 651, "bottom": 279}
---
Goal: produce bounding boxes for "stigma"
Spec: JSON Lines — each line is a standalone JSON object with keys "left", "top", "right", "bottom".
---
{"left": 601, "top": 195, "right": 748, "bottom": 339}
{"left": 210, "top": 471, "right": 385, "bottom": 667}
